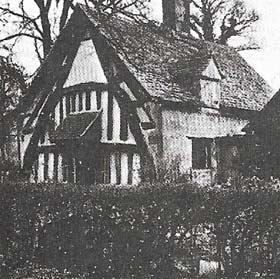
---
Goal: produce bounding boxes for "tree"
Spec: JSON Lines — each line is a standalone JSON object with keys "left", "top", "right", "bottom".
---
{"left": 190, "top": 0, "right": 259, "bottom": 47}
{"left": 0, "top": 56, "right": 26, "bottom": 177}
{"left": 0, "top": 0, "right": 150, "bottom": 64}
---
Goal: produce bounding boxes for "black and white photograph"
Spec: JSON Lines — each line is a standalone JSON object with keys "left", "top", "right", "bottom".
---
{"left": 0, "top": 0, "right": 279, "bottom": 278}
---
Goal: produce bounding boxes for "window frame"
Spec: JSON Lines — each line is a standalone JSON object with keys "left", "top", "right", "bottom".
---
{"left": 192, "top": 138, "right": 212, "bottom": 170}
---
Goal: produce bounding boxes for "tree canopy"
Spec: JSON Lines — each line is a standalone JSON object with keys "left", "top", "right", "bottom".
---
{"left": 190, "top": 0, "right": 260, "bottom": 48}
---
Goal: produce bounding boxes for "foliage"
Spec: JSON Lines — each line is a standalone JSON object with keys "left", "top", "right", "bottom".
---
{"left": 10, "top": 262, "right": 78, "bottom": 279}
{"left": 0, "top": 56, "right": 26, "bottom": 114}
{"left": 0, "top": 57, "right": 26, "bottom": 175}
{"left": 1, "top": 179, "right": 280, "bottom": 278}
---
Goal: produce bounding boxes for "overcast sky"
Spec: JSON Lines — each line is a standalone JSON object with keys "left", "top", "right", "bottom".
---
{"left": 5, "top": 0, "right": 280, "bottom": 92}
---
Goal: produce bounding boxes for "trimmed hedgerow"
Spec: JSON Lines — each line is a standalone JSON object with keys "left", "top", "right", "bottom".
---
{"left": 1, "top": 179, "right": 280, "bottom": 278}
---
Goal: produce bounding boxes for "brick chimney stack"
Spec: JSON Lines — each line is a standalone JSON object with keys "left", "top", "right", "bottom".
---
{"left": 162, "top": 0, "right": 190, "bottom": 33}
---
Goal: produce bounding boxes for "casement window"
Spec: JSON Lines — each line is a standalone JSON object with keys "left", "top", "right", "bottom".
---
{"left": 107, "top": 92, "right": 113, "bottom": 140}
{"left": 120, "top": 107, "right": 128, "bottom": 141}
{"left": 86, "top": 90, "right": 91, "bottom": 110}
{"left": 127, "top": 152, "right": 133, "bottom": 185}
{"left": 59, "top": 98, "right": 64, "bottom": 123}
{"left": 62, "top": 157, "right": 75, "bottom": 183}
{"left": 96, "top": 89, "right": 102, "bottom": 110}
{"left": 78, "top": 92, "right": 83, "bottom": 111}
{"left": 192, "top": 138, "right": 212, "bottom": 169}
{"left": 66, "top": 95, "right": 71, "bottom": 115}
{"left": 71, "top": 94, "right": 76, "bottom": 113}
{"left": 53, "top": 153, "right": 58, "bottom": 182}
{"left": 98, "top": 151, "right": 138, "bottom": 185}
{"left": 200, "top": 80, "right": 221, "bottom": 108}
{"left": 43, "top": 153, "right": 49, "bottom": 181}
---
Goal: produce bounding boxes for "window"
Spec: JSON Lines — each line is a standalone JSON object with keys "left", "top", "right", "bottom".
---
{"left": 96, "top": 89, "right": 102, "bottom": 110}
{"left": 78, "top": 93, "right": 83, "bottom": 111}
{"left": 62, "top": 156, "right": 75, "bottom": 183}
{"left": 66, "top": 95, "right": 71, "bottom": 115}
{"left": 200, "top": 80, "right": 220, "bottom": 108}
{"left": 71, "top": 94, "right": 76, "bottom": 112}
{"left": 192, "top": 138, "right": 212, "bottom": 169}
{"left": 120, "top": 106, "right": 128, "bottom": 141}
{"left": 86, "top": 90, "right": 91, "bottom": 110}
{"left": 59, "top": 98, "right": 64, "bottom": 123}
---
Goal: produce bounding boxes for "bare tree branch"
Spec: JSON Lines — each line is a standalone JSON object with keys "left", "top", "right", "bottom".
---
{"left": 0, "top": 33, "right": 43, "bottom": 44}
{"left": 0, "top": 0, "right": 150, "bottom": 64}
{"left": 190, "top": 0, "right": 259, "bottom": 48}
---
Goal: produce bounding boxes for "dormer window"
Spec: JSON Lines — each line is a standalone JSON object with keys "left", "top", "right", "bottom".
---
{"left": 173, "top": 55, "right": 223, "bottom": 109}
{"left": 199, "top": 57, "right": 222, "bottom": 109}
{"left": 200, "top": 79, "right": 221, "bottom": 109}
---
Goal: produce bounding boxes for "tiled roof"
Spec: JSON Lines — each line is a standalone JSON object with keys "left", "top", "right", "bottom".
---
{"left": 171, "top": 55, "right": 213, "bottom": 78}
{"left": 80, "top": 5, "right": 273, "bottom": 111}
{"left": 247, "top": 88, "right": 280, "bottom": 133}
{"left": 52, "top": 111, "right": 101, "bottom": 141}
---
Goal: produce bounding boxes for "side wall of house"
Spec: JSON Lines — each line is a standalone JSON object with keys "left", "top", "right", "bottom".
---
{"left": 162, "top": 108, "right": 249, "bottom": 184}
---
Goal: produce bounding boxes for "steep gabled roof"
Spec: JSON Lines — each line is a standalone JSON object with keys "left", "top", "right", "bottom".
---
{"left": 80, "top": 4, "right": 273, "bottom": 111}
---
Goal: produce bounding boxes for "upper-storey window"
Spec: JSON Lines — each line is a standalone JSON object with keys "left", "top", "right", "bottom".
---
{"left": 200, "top": 58, "right": 222, "bottom": 109}
{"left": 175, "top": 56, "right": 222, "bottom": 109}
{"left": 86, "top": 91, "right": 91, "bottom": 110}
{"left": 200, "top": 58, "right": 222, "bottom": 108}
{"left": 200, "top": 79, "right": 221, "bottom": 108}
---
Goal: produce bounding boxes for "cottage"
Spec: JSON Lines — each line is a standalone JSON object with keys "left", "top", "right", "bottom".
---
{"left": 19, "top": 1, "right": 272, "bottom": 185}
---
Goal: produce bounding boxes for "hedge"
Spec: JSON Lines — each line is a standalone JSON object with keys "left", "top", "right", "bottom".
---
{"left": 1, "top": 179, "right": 280, "bottom": 278}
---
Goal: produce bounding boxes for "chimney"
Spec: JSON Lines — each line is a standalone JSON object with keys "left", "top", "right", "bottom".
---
{"left": 162, "top": 0, "right": 190, "bottom": 33}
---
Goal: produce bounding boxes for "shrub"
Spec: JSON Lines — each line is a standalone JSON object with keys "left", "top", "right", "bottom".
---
{"left": 1, "top": 179, "right": 280, "bottom": 278}
{"left": 10, "top": 262, "right": 77, "bottom": 279}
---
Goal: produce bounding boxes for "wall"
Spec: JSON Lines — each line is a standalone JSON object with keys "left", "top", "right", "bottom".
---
{"left": 162, "top": 108, "right": 249, "bottom": 184}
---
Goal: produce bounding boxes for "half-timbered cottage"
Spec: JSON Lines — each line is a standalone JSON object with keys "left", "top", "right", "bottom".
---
{"left": 18, "top": 1, "right": 273, "bottom": 185}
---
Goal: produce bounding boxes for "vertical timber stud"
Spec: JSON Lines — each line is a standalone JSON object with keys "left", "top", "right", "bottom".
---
{"left": 57, "top": 154, "right": 63, "bottom": 183}
{"left": 110, "top": 152, "right": 117, "bottom": 184}
{"left": 38, "top": 153, "right": 44, "bottom": 183}
{"left": 112, "top": 97, "right": 121, "bottom": 141}
{"left": 121, "top": 152, "right": 129, "bottom": 184}
{"left": 48, "top": 153, "right": 54, "bottom": 181}
{"left": 107, "top": 91, "right": 114, "bottom": 141}
{"left": 90, "top": 90, "right": 97, "bottom": 111}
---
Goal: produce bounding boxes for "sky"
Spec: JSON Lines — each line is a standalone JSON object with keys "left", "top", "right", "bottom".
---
{"left": 3, "top": 0, "right": 280, "bottom": 92}
{"left": 149, "top": 0, "right": 280, "bottom": 91}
